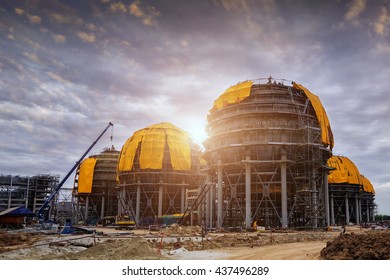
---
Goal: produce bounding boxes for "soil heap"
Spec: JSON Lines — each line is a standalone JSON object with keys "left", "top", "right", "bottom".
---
{"left": 41, "top": 237, "right": 164, "bottom": 260}
{"left": 320, "top": 231, "right": 390, "bottom": 260}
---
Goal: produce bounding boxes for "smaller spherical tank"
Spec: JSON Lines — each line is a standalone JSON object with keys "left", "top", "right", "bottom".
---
{"left": 74, "top": 147, "right": 120, "bottom": 223}
{"left": 117, "top": 122, "right": 203, "bottom": 225}
{"left": 328, "top": 155, "right": 375, "bottom": 224}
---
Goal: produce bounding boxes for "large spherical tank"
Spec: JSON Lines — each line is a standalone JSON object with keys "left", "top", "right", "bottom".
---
{"left": 117, "top": 122, "right": 203, "bottom": 225}
{"left": 204, "top": 78, "right": 333, "bottom": 228}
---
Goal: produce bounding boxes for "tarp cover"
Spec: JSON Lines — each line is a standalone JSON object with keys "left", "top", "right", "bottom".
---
{"left": 211, "top": 80, "right": 253, "bottom": 111}
{"left": 293, "top": 83, "right": 334, "bottom": 150}
{"left": 328, "top": 156, "right": 362, "bottom": 185}
{"left": 117, "top": 129, "right": 145, "bottom": 172}
{"left": 78, "top": 157, "right": 97, "bottom": 194}
{"left": 0, "top": 206, "right": 35, "bottom": 217}
{"left": 361, "top": 175, "right": 375, "bottom": 194}
{"left": 139, "top": 127, "right": 166, "bottom": 169}
{"left": 118, "top": 122, "right": 193, "bottom": 172}
{"left": 166, "top": 127, "right": 191, "bottom": 170}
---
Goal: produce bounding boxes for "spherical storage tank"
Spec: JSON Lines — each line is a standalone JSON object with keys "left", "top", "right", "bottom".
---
{"left": 204, "top": 78, "right": 334, "bottom": 228}
{"left": 116, "top": 122, "right": 203, "bottom": 226}
{"left": 74, "top": 147, "right": 120, "bottom": 224}
{"left": 327, "top": 155, "right": 375, "bottom": 225}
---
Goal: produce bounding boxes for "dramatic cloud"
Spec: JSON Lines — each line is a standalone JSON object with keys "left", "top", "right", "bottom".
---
{"left": 374, "top": 6, "right": 390, "bottom": 36}
{"left": 0, "top": 0, "right": 389, "bottom": 215}
{"left": 345, "top": 0, "right": 366, "bottom": 22}
{"left": 76, "top": 31, "right": 96, "bottom": 42}
{"left": 53, "top": 34, "right": 66, "bottom": 43}
{"left": 129, "top": 0, "right": 160, "bottom": 26}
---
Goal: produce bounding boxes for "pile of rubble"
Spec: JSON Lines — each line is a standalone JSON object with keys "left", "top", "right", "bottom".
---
{"left": 42, "top": 237, "right": 164, "bottom": 260}
{"left": 160, "top": 224, "right": 202, "bottom": 236}
{"left": 158, "top": 231, "right": 335, "bottom": 251}
{"left": 320, "top": 231, "right": 390, "bottom": 260}
{"left": 0, "top": 232, "right": 42, "bottom": 254}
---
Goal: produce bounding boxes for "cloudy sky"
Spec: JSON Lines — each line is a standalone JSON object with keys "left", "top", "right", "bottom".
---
{"left": 1, "top": 0, "right": 389, "bottom": 214}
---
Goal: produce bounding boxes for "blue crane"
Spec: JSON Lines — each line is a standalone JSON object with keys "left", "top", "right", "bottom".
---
{"left": 36, "top": 122, "right": 114, "bottom": 219}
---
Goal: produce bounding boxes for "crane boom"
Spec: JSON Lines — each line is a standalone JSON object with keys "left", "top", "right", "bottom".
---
{"left": 37, "top": 122, "right": 114, "bottom": 218}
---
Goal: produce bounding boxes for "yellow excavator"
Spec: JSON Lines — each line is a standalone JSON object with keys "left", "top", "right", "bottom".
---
{"left": 113, "top": 215, "right": 136, "bottom": 230}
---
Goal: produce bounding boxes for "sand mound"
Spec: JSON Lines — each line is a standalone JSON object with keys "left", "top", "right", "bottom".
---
{"left": 42, "top": 237, "right": 165, "bottom": 260}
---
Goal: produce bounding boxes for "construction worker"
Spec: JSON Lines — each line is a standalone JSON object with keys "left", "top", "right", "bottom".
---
{"left": 253, "top": 220, "right": 257, "bottom": 231}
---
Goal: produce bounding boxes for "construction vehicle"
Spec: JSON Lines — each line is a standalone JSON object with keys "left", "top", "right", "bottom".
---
{"left": 36, "top": 122, "right": 114, "bottom": 221}
{"left": 113, "top": 215, "right": 136, "bottom": 230}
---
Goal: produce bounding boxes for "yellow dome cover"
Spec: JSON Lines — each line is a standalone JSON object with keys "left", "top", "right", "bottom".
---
{"left": 117, "top": 122, "right": 193, "bottom": 172}
{"left": 210, "top": 80, "right": 334, "bottom": 149}
{"left": 328, "top": 156, "right": 362, "bottom": 185}
{"left": 292, "top": 83, "right": 334, "bottom": 150}
{"left": 211, "top": 80, "right": 253, "bottom": 112}
{"left": 77, "top": 157, "right": 97, "bottom": 194}
{"left": 361, "top": 175, "right": 375, "bottom": 194}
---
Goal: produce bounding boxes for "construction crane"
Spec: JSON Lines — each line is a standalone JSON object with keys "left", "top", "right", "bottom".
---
{"left": 36, "top": 122, "right": 114, "bottom": 220}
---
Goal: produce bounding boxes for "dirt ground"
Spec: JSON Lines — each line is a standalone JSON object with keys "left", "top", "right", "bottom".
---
{"left": 0, "top": 225, "right": 385, "bottom": 260}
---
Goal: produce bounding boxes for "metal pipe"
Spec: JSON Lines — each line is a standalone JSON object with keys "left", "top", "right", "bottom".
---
{"left": 355, "top": 195, "right": 360, "bottom": 225}
{"left": 245, "top": 156, "right": 252, "bottom": 228}
{"left": 8, "top": 175, "right": 12, "bottom": 209}
{"left": 25, "top": 176, "right": 30, "bottom": 208}
{"left": 136, "top": 184, "right": 141, "bottom": 224}
{"left": 101, "top": 196, "right": 105, "bottom": 219}
{"left": 312, "top": 167, "right": 317, "bottom": 229}
{"left": 330, "top": 194, "right": 335, "bottom": 225}
{"left": 209, "top": 182, "right": 214, "bottom": 228}
{"left": 181, "top": 182, "right": 185, "bottom": 213}
{"left": 158, "top": 185, "right": 163, "bottom": 217}
{"left": 324, "top": 172, "right": 330, "bottom": 227}
{"left": 217, "top": 160, "right": 223, "bottom": 228}
{"left": 205, "top": 179, "right": 210, "bottom": 228}
{"left": 281, "top": 153, "right": 288, "bottom": 228}
{"left": 345, "top": 195, "right": 350, "bottom": 225}
{"left": 85, "top": 196, "right": 89, "bottom": 222}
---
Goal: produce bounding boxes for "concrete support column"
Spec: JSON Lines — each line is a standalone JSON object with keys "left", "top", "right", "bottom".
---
{"left": 312, "top": 167, "right": 318, "bottom": 229}
{"left": 209, "top": 182, "right": 214, "bottom": 228}
{"left": 101, "top": 195, "right": 105, "bottom": 219}
{"left": 366, "top": 201, "right": 370, "bottom": 222}
{"left": 181, "top": 183, "right": 186, "bottom": 213}
{"left": 85, "top": 196, "right": 89, "bottom": 222}
{"left": 281, "top": 153, "right": 288, "bottom": 228}
{"left": 136, "top": 183, "right": 141, "bottom": 224}
{"left": 245, "top": 156, "right": 252, "bottom": 228}
{"left": 118, "top": 187, "right": 126, "bottom": 216}
{"left": 205, "top": 180, "right": 210, "bottom": 228}
{"left": 324, "top": 172, "right": 330, "bottom": 227}
{"left": 355, "top": 195, "right": 360, "bottom": 225}
{"left": 345, "top": 195, "right": 350, "bottom": 225}
{"left": 330, "top": 194, "right": 335, "bottom": 225}
{"left": 217, "top": 160, "right": 223, "bottom": 228}
{"left": 25, "top": 176, "right": 30, "bottom": 208}
{"left": 8, "top": 175, "right": 12, "bottom": 209}
{"left": 158, "top": 185, "right": 163, "bottom": 217}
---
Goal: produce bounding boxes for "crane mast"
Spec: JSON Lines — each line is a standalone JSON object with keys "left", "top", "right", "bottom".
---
{"left": 36, "top": 122, "right": 114, "bottom": 219}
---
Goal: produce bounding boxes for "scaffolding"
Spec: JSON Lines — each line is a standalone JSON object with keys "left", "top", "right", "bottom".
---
{"left": 0, "top": 174, "right": 59, "bottom": 215}
{"left": 73, "top": 147, "right": 120, "bottom": 225}
{"left": 204, "top": 79, "right": 332, "bottom": 229}
{"left": 329, "top": 184, "right": 376, "bottom": 225}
